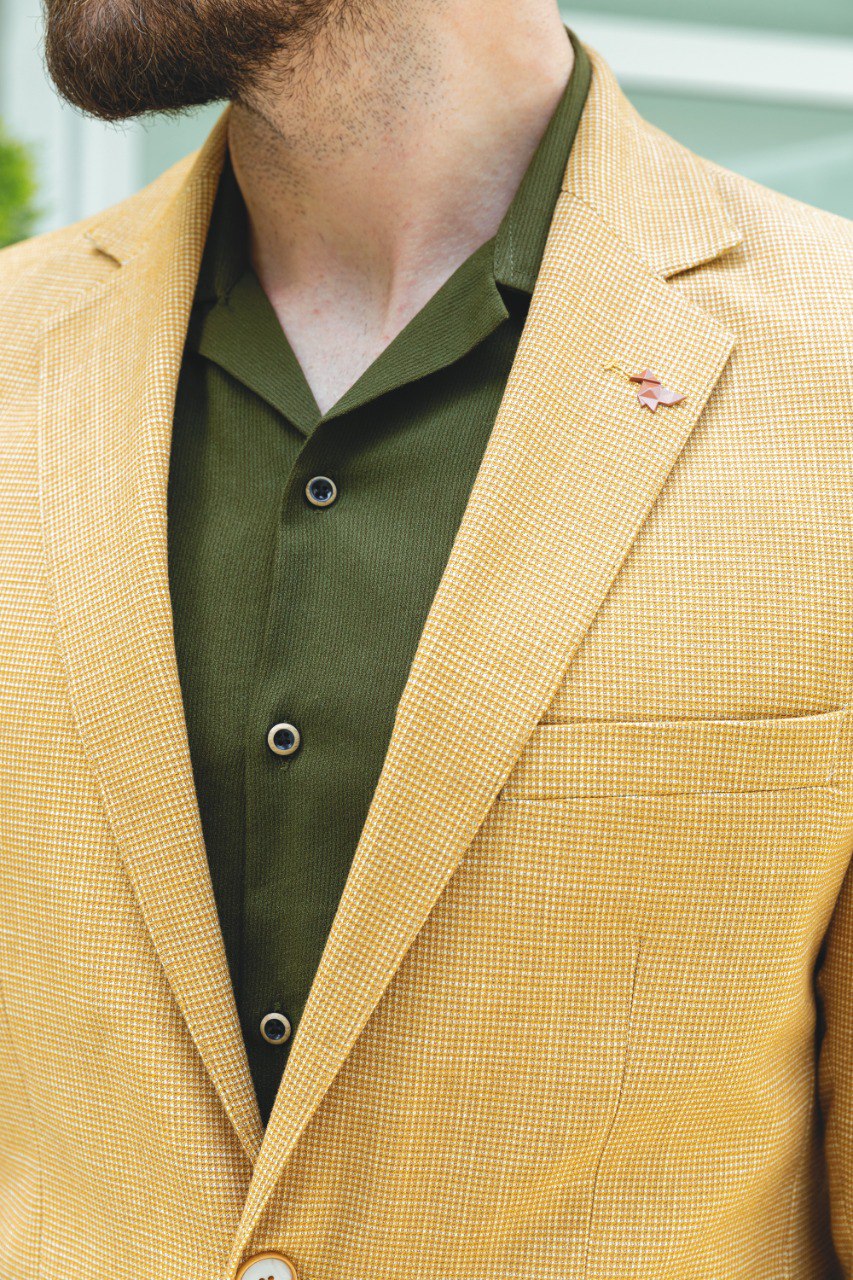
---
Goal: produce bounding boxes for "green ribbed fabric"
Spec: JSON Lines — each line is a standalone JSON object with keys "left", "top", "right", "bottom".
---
{"left": 167, "top": 28, "right": 591, "bottom": 1127}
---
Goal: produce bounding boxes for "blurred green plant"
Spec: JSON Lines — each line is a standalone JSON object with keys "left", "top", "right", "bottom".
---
{"left": 0, "top": 121, "right": 38, "bottom": 249}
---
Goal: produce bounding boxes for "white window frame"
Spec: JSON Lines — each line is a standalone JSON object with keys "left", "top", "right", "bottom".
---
{"left": 569, "top": 10, "right": 853, "bottom": 107}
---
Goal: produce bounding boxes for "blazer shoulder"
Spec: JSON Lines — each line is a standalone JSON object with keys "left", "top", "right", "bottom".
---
{"left": 707, "top": 152, "right": 853, "bottom": 261}
{"left": 675, "top": 135, "right": 853, "bottom": 290}
{"left": 0, "top": 144, "right": 202, "bottom": 333}
{"left": 656, "top": 132, "right": 853, "bottom": 344}
{"left": 624, "top": 101, "right": 853, "bottom": 267}
{"left": 0, "top": 221, "right": 90, "bottom": 308}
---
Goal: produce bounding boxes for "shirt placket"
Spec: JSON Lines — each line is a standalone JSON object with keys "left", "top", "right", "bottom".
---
{"left": 241, "top": 409, "right": 362, "bottom": 1123}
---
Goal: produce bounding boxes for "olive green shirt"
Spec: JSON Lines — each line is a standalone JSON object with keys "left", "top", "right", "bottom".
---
{"left": 167, "top": 28, "right": 591, "bottom": 1126}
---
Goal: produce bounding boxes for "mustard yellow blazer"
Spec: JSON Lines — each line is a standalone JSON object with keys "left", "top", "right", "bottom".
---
{"left": 2, "top": 42, "right": 853, "bottom": 1280}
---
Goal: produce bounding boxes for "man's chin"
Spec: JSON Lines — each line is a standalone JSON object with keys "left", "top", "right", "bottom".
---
{"left": 42, "top": 0, "right": 297, "bottom": 121}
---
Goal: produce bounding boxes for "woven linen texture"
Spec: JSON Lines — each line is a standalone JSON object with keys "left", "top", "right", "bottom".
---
{"left": 2, "top": 41, "right": 853, "bottom": 1280}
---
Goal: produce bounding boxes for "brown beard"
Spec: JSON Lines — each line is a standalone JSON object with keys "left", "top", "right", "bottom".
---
{"left": 43, "top": 0, "right": 346, "bottom": 121}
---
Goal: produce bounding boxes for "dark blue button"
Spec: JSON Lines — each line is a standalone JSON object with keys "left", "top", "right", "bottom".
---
{"left": 267, "top": 722, "right": 301, "bottom": 757}
{"left": 305, "top": 476, "right": 338, "bottom": 508}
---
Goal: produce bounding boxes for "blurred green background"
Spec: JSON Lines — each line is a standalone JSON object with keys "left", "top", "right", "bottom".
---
{"left": 1, "top": 0, "right": 852, "bottom": 242}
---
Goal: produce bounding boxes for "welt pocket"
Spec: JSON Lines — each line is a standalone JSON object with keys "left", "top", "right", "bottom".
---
{"left": 498, "top": 708, "right": 848, "bottom": 800}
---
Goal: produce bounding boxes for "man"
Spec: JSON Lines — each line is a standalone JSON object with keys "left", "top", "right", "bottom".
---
{"left": 1, "top": 0, "right": 852, "bottom": 1275}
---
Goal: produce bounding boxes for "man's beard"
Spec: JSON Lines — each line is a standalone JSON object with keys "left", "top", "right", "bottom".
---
{"left": 43, "top": 0, "right": 347, "bottom": 121}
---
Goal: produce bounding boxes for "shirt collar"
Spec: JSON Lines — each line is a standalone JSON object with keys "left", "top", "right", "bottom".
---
{"left": 493, "top": 26, "right": 591, "bottom": 295}
{"left": 192, "top": 153, "right": 248, "bottom": 307}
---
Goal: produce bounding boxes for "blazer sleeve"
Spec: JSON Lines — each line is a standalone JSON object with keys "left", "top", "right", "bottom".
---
{"left": 817, "top": 855, "right": 853, "bottom": 1274}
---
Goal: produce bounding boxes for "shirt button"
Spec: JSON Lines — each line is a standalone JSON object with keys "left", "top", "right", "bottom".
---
{"left": 267, "top": 722, "right": 301, "bottom": 757}
{"left": 305, "top": 475, "right": 338, "bottom": 507}
{"left": 236, "top": 1252, "right": 298, "bottom": 1280}
{"left": 260, "top": 1011, "right": 292, "bottom": 1045}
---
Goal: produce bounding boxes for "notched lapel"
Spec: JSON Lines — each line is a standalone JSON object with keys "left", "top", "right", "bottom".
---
{"left": 37, "top": 112, "right": 264, "bottom": 1163}
{"left": 231, "top": 184, "right": 738, "bottom": 1259}
{"left": 33, "top": 41, "right": 743, "bottom": 1259}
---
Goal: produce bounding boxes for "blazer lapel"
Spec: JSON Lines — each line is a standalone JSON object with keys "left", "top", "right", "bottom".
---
{"left": 230, "top": 44, "right": 742, "bottom": 1261}
{"left": 37, "top": 109, "right": 264, "bottom": 1162}
{"left": 38, "top": 33, "right": 744, "bottom": 1253}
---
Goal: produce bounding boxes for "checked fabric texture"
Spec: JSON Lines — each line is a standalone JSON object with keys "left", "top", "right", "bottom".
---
{"left": 2, "top": 40, "right": 853, "bottom": 1280}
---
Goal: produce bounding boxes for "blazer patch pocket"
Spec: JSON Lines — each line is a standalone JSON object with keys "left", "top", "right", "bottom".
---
{"left": 499, "top": 707, "right": 848, "bottom": 801}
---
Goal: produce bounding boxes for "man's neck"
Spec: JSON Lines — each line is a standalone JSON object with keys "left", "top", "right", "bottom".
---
{"left": 227, "top": 0, "right": 574, "bottom": 412}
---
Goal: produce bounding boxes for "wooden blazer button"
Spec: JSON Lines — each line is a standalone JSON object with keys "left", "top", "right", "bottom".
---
{"left": 236, "top": 1251, "right": 298, "bottom": 1280}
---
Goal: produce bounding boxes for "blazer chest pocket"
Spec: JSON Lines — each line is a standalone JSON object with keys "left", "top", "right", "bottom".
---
{"left": 498, "top": 707, "right": 848, "bottom": 801}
